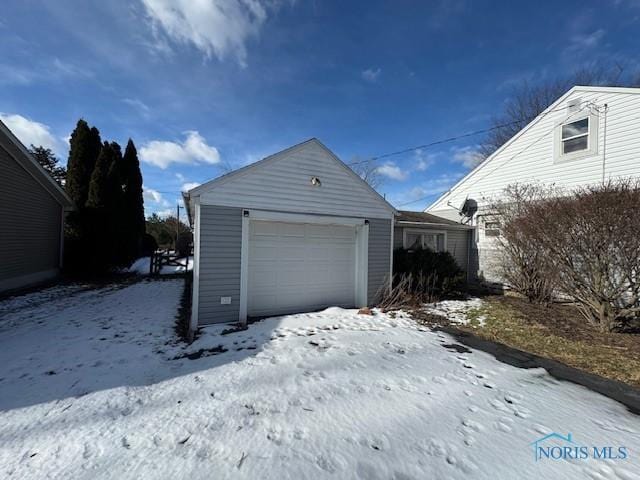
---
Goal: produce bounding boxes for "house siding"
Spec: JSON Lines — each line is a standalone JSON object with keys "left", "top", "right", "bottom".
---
{"left": 393, "top": 226, "right": 472, "bottom": 274}
{"left": 368, "top": 218, "right": 392, "bottom": 304}
{"left": 427, "top": 88, "right": 640, "bottom": 284}
{"left": 199, "top": 141, "right": 393, "bottom": 219}
{"left": 428, "top": 89, "right": 640, "bottom": 218}
{"left": 0, "top": 143, "right": 62, "bottom": 292}
{"left": 197, "top": 205, "right": 242, "bottom": 325}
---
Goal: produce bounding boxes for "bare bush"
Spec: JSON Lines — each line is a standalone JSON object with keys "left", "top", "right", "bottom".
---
{"left": 377, "top": 273, "right": 441, "bottom": 310}
{"left": 528, "top": 181, "right": 640, "bottom": 332}
{"left": 488, "top": 184, "right": 559, "bottom": 304}
{"left": 493, "top": 181, "right": 640, "bottom": 332}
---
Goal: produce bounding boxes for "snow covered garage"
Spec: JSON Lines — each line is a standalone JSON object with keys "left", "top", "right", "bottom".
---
{"left": 183, "top": 139, "right": 396, "bottom": 329}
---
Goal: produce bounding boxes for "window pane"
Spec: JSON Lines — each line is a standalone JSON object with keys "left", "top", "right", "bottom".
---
{"left": 406, "top": 233, "right": 421, "bottom": 249}
{"left": 561, "top": 118, "right": 588, "bottom": 139}
{"left": 424, "top": 234, "right": 436, "bottom": 251}
{"left": 563, "top": 135, "right": 588, "bottom": 153}
{"left": 437, "top": 234, "right": 445, "bottom": 252}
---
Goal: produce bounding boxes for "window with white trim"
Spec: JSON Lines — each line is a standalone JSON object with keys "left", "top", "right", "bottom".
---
{"left": 403, "top": 230, "right": 446, "bottom": 252}
{"left": 560, "top": 117, "right": 589, "bottom": 154}
{"left": 484, "top": 221, "right": 501, "bottom": 237}
{"left": 555, "top": 112, "right": 598, "bottom": 162}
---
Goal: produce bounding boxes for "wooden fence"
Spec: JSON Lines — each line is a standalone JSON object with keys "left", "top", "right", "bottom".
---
{"left": 149, "top": 249, "right": 192, "bottom": 275}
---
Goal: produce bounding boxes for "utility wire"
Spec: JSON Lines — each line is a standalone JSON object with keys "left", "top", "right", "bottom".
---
{"left": 148, "top": 103, "right": 595, "bottom": 202}
{"left": 396, "top": 102, "right": 595, "bottom": 208}
{"left": 347, "top": 103, "right": 583, "bottom": 167}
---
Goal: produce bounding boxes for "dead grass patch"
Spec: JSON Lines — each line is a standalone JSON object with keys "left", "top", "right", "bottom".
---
{"left": 437, "top": 295, "right": 640, "bottom": 388}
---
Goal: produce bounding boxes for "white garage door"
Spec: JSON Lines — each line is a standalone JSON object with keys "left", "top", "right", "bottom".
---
{"left": 248, "top": 220, "right": 356, "bottom": 317}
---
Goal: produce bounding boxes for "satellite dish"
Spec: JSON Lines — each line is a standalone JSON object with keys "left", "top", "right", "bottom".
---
{"left": 460, "top": 198, "right": 478, "bottom": 218}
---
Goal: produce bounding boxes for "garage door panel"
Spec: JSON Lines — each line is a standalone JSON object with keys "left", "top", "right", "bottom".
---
{"left": 248, "top": 220, "right": 356, "bottom": 316}
{"left": 251, "top": 221, "right": 279, "bottom": 236}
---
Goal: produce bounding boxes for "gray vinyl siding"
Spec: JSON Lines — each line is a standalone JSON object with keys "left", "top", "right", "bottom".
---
{"left": 446, "top": 229, "right": 470, "bottom": 273}
{"left": 393, "top": 225, "right": 472, "bottom": 273}
{"left": 197, "top": 205, "right": 242, "bottom": 325}
{"left": 368, "top": 218, "right": 392, "bottom": 304}
{"left": 199, "top": 141, "right": 394, "bottom": 220}
{"left": 0, "top": 143, "right": 62, "bottom": 291}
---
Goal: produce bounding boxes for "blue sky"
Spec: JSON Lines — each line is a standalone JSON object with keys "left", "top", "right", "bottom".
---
{"left": 2, "top": 1, "right": 639, "bottom": 216}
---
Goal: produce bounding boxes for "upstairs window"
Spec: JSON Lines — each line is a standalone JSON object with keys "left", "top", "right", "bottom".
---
{"left": 555, "top": 112, "right": 598, "bottom": 162}
{"left": 561, "top": 118, "right": 589, "bottom": 154}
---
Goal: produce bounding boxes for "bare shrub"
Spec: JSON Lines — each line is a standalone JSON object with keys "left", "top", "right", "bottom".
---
{"left": 527, "top": 180, "right": 640, "bottom": 332}
{"left": 377, "top": 273, "right": 441, "bottom": 311}
{"left": 488, "top": 184, "right": 559, "bottom": 304}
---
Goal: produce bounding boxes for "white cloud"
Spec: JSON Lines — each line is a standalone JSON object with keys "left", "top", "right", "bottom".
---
{"left": 122, "top": 97, "right": 151, "bottom": 115}
{"left": 175, "top": 172, "right": 186, "bottom": 182}
{"left": 451, "top": 146, "right": 484, "bottom": 169}
{"left": 565, "top": 28, "right": 606, "bottom": 55}
{"left": 140, "top": 0, "right": 272, "bottom": 65}
{"left": 0, "top": 58, "right": 92, "bottom": 87}
{"left": 391, "top": 172, "right": 465, "bottom": 207}
{"left": 181, "top": 182, "right": 201, "bottom": 192}
{"left": 143, "top": 186, "right": 170, "bottom": 206}
{"left": 361, "top": 67, "right": 381, "bottom": 82}
{"left": 376, "top": 162, "right": 408, "bottom": 181}
{"left": 153, "top": 208, "right": 175, "bottom": 218}
{"left": 0, "top": 113, "right": 62, "bottom": 154}
{"left": 140, "top": 131, "right": 221, "bottom": 169}
{"left": 414, "top": 149, "right": 437, "bottom": 171}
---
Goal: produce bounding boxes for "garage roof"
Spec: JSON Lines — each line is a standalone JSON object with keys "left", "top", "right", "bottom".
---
{"left": 0, "top": 119, "right": 74, "bottom": 209}
{"left": 184, "top": 138, "right": 396, "bottom": 222}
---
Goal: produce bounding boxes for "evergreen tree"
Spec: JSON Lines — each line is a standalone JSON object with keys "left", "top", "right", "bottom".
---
{"left": 30, "top": 145, "right": 66, "bottom": 185}
{"left": 84, "top": 142, "right": 114, "bottom": 271}
{"left": 65, "top": 120, "right": 101, "bottom": 208}
{"left": 121, "top": 139, "right": 145, "bottom": 261}
{"left": 86, "top": 142, "right": 113, "bottom": 209}
{"left": 107, "top": 142, "right": 127, "bottom": 266}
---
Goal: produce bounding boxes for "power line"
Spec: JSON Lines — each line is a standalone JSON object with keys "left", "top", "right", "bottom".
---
{"left": 146, "top": 103, "right": 596, "bottom": 206}
{"left": 396, "top": 102, "right": 595, "bottom": 208}
{"left": 347, "top": 122, "right": 518, "bottom": 166}
{"left": 347, "top": 103, "right": 580, "bottom": 167}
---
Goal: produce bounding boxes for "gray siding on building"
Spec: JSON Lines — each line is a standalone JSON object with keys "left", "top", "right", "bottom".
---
{"left": 368, "top": 218, "right": 392, "bottom": 304}
{"left": 446, "top": 229, "right": 470, "bottom": 273}
{"left": 393, "top": 225, "right": 472, "bottom": 274}
{"left": 0, "top": 143, "right": 62, "bottom": 292}
{"left": 197, "top": 205, "right": 242, "bottom": 325}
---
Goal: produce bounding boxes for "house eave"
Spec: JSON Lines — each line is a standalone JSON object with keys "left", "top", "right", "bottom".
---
{"left": 0, "top": 119, "right": 74, "bottom": 209}
{"left": 395, "top": 220, "right": 474, "bottom": 230}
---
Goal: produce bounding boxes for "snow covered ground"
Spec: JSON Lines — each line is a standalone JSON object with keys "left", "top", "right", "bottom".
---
{"left": 125, "top": 256, "right": 193, "bottom": 275}
{"left": 0, "top": 281, "right": 638, "bottom": 479}
{"left": 424, "top": 297, "right": 487, "bottom": 326}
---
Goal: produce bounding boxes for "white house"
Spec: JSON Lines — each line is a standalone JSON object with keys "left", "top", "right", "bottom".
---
{"left": 426, "top": 85, "right": 640, "bottom": 281}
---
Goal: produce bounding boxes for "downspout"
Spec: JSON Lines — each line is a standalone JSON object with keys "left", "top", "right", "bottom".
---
{"left": 602, "top": 103, "right": 609, "bottom": 184}
{"left": 466, "top": 228, "right": 471, "bottom": 282}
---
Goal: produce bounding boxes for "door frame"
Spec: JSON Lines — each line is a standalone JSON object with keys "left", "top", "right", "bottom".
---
{"left": 239, "top": 209, "right": 368, "bottom": 324}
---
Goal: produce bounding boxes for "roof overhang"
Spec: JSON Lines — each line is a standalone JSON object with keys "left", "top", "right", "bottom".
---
{"left": 186, "top": 138, "right": 397, "bottom": 218}
{"left": 0, "top": 119, "right": 74, "bottom": 210}
{"left": 396, "top": 220, "right": 474, "bottom": 230}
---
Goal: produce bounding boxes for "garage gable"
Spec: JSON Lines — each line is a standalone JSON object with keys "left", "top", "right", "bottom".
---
{"left": 193, "top": 139, "right": 395, "bottom": 219}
